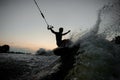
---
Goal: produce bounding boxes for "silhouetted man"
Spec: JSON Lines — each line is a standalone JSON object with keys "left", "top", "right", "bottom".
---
{"left": 48, "top": 25, "right": 71, "bottom": 47}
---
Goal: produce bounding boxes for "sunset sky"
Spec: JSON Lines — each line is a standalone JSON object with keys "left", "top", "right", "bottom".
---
{"left": 0, "top": 0, "right": 110, "bottom": 53}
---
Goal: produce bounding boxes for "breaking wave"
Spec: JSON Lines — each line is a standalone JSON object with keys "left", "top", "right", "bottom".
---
{"left": 65, "top": 0, "right": 120, "bottom": 80}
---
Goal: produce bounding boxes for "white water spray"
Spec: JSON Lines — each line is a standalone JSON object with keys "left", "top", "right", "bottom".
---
{"left": 65, "top": 1, "right": 120, "bottom": 80}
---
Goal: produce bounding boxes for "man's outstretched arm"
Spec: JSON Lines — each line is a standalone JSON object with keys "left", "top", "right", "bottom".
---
{"left": 62, "top": 30, "right": 71, "bottom": 35}
{"left": 47, "top": 25, "right": 56, "bottom": 34}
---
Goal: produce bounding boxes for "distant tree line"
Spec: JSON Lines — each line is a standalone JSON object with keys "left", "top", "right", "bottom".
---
{"left": 0, "top": 44, "right": 31, "bottom": 54}
{"left": 0, "top": 45, "right": 10, "bottom": 53}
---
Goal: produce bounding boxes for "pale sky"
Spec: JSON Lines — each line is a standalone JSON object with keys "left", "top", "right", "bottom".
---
{"left": 0, "top": 0, "right": 109, "bottom": 53}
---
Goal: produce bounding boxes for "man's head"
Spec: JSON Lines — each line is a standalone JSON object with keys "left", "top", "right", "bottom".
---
{"left": 59, "top": 27, "right": 63, "bottom": 33}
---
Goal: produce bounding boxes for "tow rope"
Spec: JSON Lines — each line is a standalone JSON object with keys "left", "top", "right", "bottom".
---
{"left": 33, "top": 0, "right": 49, "bottom": 28}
